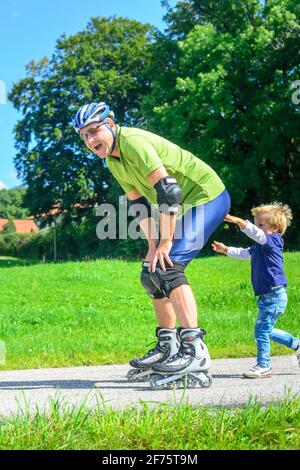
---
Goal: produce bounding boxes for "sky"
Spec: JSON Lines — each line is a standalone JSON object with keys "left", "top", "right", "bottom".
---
{"left": 0, "top": 0, "right": 174, "bottom": 189}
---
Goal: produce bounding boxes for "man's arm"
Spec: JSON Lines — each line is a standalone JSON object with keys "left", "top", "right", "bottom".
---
{"left": 147, "top": 167, "right": 182, "bottom": 272}
{"left": 126, "top": 189, "right": 158, "bottom": 252}
{"left": 147, "top": 167, "right": 178, "bottom": 242}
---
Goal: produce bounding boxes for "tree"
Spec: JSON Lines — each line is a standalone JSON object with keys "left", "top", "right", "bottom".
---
{"left": 9, "top": 16, "right": 154, "bottom": 220}
{"left": 0, "top": 187, "right": 29, "bottom": 219}
{"left": 144, "top": 0, "right": 300, "bottom": 244}
{"left": 2, "top": 219, "right": 16, "bottom": 234}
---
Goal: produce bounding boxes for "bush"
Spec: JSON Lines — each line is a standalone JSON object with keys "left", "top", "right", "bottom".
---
{"left": 0, "top": 219, "right": 148, "bottom": 261}
{"left": 0, "top": 232, "right": 40, "bottom": 258}
{"left": 2, "top": 219, "right": 16, "bottom": 234}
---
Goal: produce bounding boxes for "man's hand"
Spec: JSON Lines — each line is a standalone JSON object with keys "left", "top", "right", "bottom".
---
{"left": 149, "top": 240, "right": 174, "bottom": 273}
{"left": 224, "top": 214, "right": 247, "bottom": 230}
{"left": 211, "top": 241, "right": 229, "bottom": 254}
{"left": 144, "top": 244, "right": 158, "bottom": 263}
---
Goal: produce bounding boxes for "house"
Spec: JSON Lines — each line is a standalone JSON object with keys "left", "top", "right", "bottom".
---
{"left": 0, "top": 219, "right": 39, "bottom": 234}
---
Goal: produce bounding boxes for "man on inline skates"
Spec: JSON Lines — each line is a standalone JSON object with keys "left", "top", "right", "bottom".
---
{"left": 73, "top": 101, "right": 231, "bottom": 389}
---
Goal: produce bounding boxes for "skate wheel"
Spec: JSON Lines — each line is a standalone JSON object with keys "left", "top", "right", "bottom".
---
{"left": 187, "top": 375, "right": 198, "bottom": 388}
{"left": 166, "top": 379, "right": 181, "bottom": 390}
{"left": 178, "top": 375, "right": 197, "bottom": 389}
{"left": 198, "top": 373, "right": 213, "bottom": 388}
{"left": 127, "top": 368, "right": 149, "bottom": 383}
{"left": 149, "top": 375, "right": 165, "bottom": 390}
{"left": 127, "top": 369, "right": 138, "bottom": 382}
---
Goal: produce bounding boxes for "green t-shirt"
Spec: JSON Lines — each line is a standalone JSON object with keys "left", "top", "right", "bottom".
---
{"left": 106, "top": 126, "right": 225, "bottom": 216}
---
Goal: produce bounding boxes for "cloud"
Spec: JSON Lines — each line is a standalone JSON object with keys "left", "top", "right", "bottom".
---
{"left": 0, "top": 181, "right": 7, "bottom": 190}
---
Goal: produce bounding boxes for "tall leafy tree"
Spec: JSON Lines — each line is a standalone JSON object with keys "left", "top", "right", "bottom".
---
{"left": 9, "top": 17, "right": 154, "bottom": 219}
{"left": 0, "top": 187, "right": 29, "bottom": 219}
{"left": 144, "top": 0, "right": 300, "bottom": 243}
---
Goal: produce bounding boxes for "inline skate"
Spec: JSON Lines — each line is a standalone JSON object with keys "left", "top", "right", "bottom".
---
{"left": 127, "top": 327, "right": 179, "bottom": 383}
{"left": 149, "top": 328, "right": 212, "bottom": 390}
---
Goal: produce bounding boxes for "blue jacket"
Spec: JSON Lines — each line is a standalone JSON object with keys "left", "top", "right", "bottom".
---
{"left": 249, "top": 233, "right": 287, "bottom": 296}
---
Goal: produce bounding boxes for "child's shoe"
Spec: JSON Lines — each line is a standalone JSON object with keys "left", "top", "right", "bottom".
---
{"left": 243, "top": 365, "right": 273, "bottom": 379}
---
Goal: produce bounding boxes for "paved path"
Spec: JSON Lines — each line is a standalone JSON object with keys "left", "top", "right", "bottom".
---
{"left": 0, "top": 355, "right": 299, "bottom": 418}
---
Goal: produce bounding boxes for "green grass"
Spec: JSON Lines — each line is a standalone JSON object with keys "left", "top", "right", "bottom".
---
{"left": 0, "top": 254, "right": 299, "bottom": 450}
{"left": 0, "top": 256, "right": 39, "bottom": 268}
{"left": 0, "top": 253, "right": 299, "bottom": 370}
{"left": 0, "top": 395, "right": 299, "bottom": 450}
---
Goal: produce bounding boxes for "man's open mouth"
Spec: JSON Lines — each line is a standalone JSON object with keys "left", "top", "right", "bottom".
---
{"left": 94, "top": 144, "right": 102, "bottom": 151}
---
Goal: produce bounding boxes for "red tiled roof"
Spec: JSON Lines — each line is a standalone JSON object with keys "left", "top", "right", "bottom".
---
{"left": 14, "top": 220, "right": 39, "bottom": 233}
{"left": 36, "top": 203, "right": 93, "bottom": 218}
{"left": 0, "top": 219, "right": 8, "bottom": 231}
{"left": 0, "top": 219, "right": 39, "bottom": 233}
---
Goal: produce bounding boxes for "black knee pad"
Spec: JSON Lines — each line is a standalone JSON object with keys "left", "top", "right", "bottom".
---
{"left": 140, "top": 263, "right": 166, "bottom": 299}
{"left": 140, "top": 261, "right": 189, "bottom": 299}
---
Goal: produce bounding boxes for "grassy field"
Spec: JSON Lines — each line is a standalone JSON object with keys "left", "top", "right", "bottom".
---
{"left": 0, "top": 254, "right": 299, "bottom": 450}
{"left": 0, "top": 396, "right": 299, "bottom": 450}
{"left": 0, "top": 253, "right": 299, "bottom": 370}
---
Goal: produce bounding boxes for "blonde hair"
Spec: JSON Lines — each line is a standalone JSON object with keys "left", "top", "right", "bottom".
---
{"left": 251, "top": 202, "right": 293, "bottom": 235}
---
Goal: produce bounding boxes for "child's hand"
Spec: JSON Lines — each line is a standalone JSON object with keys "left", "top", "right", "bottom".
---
{"left": 211, "top": 241, "right": 228, "bottom": 254}
{"left": 224, "top": 214, "right": 247, "bottom": 230}
{"left": 224, "top": 214, "right": 239, "bottom": 224}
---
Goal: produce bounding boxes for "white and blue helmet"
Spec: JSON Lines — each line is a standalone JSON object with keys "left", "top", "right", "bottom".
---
{"left": 73, "top": 102, "right": 115, "bottom": 133}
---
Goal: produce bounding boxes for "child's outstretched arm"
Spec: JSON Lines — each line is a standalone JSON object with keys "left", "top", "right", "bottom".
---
{"left": 212, "top": 241, "right": 251, "bottom": 260}
{"left": 211, "top": 241, "right": 229, "bottom": 254}
{"left": 224, "top": 214, "right": 247, "bottom": 230}
{"left": 224, "top": 213, "right": 267, "bottom": 245}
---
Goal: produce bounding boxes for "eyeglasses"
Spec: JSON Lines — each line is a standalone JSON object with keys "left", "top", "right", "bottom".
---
{"left": 80, "top": 123, "right": 106, "bottom": 141}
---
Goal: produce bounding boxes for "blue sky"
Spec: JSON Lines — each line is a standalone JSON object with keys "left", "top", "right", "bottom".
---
{"left": 0, "top": 0, "right": 173, "bottom": 189}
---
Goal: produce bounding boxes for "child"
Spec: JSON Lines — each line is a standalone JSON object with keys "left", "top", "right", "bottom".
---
{"left": 212, "top": 202, "right": 300, "bottom": 379}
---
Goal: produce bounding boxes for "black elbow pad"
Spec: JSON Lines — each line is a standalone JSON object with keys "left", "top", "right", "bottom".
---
{"left": 154, "top": 177, "right": 182, "bottom": 215}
